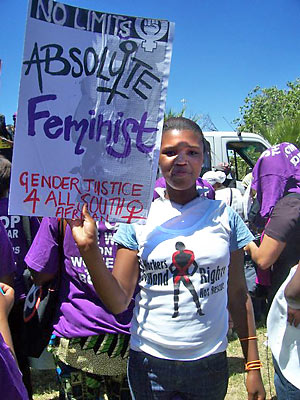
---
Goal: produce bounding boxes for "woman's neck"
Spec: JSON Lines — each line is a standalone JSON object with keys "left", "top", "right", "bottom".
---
{"left": 165, "top": 184, "right": 198, "bottom": 205}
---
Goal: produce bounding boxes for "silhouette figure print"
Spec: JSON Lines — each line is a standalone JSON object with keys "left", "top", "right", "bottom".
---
{"left": 169, "top": 241, "right": 204, "bottom": 318}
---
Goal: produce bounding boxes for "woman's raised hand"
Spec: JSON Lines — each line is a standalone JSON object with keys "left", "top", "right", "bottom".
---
{"left": 67, "top": 203, "right": 98, "bottom": 251}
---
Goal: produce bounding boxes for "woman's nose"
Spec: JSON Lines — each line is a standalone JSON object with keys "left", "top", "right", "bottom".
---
{"left": 175, "top": 152, "right": 187, "bottom": 164}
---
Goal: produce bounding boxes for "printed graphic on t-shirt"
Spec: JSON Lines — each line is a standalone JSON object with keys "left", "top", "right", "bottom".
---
{"left": 0, "top": 215, "right": 21, "bottom": 254}
{"left": 169, "top": 241, "right": 204, "bottom": 318}
{"left": 141, "top": 240, "right": 227, "bottom": 318}
{"left": 70, "top": 230, "right": 117, "bottom": 285}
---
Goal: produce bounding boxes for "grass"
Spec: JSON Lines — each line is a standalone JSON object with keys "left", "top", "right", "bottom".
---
{"left": 32, "top": 326, "right": 276, "bottom": 400}
{"left": 32, "top": 369, "right": 59, "bottom": 400}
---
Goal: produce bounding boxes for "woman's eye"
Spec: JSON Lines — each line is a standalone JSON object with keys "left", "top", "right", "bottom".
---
{"left": 165, "top": 151, "right": 176, "bottom": 156}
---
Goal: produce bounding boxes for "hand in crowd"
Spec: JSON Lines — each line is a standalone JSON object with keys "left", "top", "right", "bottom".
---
{"left": 0, "top": 283, "right": 14, "bottom": 318}
{"left": 67, "top": 203, "right": 98, "bottom": 251}
{"left": 287, "top": 306, "right": 300, "bottom": 327}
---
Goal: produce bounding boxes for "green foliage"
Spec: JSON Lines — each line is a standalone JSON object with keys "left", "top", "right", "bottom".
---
{"left": 234, "top": 78, "right": 300, "bottom": 146}
{"left": 259, "top": 114, "right": 300, "bottom": 148}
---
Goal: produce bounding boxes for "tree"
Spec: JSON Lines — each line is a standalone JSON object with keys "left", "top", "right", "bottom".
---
{"left": 234, "top": 78, "right": 300, "bottom": 146}
{"left": 260, "top": 115, "right": 300, "bottom": 147}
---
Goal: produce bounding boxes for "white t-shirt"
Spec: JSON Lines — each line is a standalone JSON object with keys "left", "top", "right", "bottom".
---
{"left": 267, "top": 266, "right": 300, "bottom": 390}
{"left": 114, "top": 192, "right": 253, "bottom": 361}
{"left": 215, "top": 187, "right": 245, "bottom": 220}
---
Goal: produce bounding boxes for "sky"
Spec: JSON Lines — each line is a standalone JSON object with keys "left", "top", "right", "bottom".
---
{"left": 0, "top": 0, "right": 299, "bottom": 130}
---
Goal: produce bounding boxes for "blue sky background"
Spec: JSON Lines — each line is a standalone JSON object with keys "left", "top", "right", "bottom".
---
{"left": 0, "top": 0, "right": 299, "bottom": 129}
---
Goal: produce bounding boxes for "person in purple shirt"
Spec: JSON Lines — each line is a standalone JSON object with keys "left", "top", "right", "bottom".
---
{"left": 25, "top": 218, "right": 134, "bottom": 400}
{"left": 245, "top": 142, "right": 300, "bottom": 307}
{"left": 0, "top": 282, "right": 29, "bottom": 400}
{"left": 0, "top": 156, "right": 40, "bottom": 301}
{"left": 0, "top": 155, "right": 40, "bottom": 399}
{"left": 0, "top": 223, "right": 27, "bottom": 399}
{"left": 0, "top": 219, "right": 16, "bottom": 285}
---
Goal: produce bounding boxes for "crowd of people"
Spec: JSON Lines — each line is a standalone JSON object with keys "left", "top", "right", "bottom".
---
{"left": 0, "top": 114, "right": 299, "bottom": 400}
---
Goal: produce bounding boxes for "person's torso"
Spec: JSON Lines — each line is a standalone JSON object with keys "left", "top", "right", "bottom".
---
{"left": 0, "top": 198, "right": 33, "bottom": 300}
{"left": 54, "top": 220, "right": 134, "bottom": 337}
{"left": 130, "top": 197, "right": 231, "bottom": 360}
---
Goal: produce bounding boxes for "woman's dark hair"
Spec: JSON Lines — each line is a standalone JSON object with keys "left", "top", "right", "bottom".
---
{"left": 163, "top": 116, "right": 202, "bottom": 134}
{"left": 163, "top": 116, "right": 205, "bottom": 149}
{"left": 0, "top": 155, "right": 11, "bottom": 197}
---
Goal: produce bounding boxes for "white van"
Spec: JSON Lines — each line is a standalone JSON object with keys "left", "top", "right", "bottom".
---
{"left": 202, "top": 131, "right": 271, "bottom": 191}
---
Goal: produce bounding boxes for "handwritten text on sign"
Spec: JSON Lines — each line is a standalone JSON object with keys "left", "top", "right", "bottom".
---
{"left": 9, "top": 0, "right": 174, "bottom": 222}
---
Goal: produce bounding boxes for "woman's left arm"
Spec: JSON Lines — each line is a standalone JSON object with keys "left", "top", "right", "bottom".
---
{"left": 228, "top": 249, "right": 266, "bottom": 400}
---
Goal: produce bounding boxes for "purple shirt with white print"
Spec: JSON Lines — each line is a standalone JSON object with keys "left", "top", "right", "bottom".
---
{"left": 25, "top": 218, "right": 134, "bottom": 338}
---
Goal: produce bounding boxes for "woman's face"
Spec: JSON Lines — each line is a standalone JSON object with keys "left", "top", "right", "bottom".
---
{"left": 159, "top": 129, "right": 203, "bottom": 195}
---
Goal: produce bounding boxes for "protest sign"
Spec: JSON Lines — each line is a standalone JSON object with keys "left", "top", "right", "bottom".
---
{"left": 9, "top": 0, "right": 174, "bottom": 223}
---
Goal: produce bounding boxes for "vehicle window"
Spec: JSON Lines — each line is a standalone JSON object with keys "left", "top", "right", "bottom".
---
{"left": 227, "top": 141, "right": 267, "bottom": 181}
{"left": 202, "top": 138, "right": 212, "bottom": 175}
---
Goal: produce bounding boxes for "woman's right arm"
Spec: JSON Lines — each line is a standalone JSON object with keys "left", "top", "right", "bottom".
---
{"left": 69, "top": 204, "right": 139, "bottom": 314}
{"left": 29, "top": 269, "right": 56, "bottom": 286}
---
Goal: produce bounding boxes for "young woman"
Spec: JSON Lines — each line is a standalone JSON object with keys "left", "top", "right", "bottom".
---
{"left": 69, "top": 117, "right": 266, "bottom": 400}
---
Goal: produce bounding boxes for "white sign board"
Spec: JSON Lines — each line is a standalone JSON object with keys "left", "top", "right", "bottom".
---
{"left": 10, "top": 0, "right": 174, "bottom": 223}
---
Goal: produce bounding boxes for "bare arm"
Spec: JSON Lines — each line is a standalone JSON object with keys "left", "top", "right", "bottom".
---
{"left": 29, "top": 269, "right": 56, "bottom": 286}
{"left": 68, "top": 204, "right": 139, "bottom": 314}
{"left": 244, "top": 234, "right": 286, "bottom": 270}
{"left": 228, "top": 249, "right": 265, "bottom": 400}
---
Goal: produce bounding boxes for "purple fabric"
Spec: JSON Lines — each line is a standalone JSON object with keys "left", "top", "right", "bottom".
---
{"left": 0, "top": 197, "right": 40, "bottom": 300}
{"left": 0, "top": 333, "right": 28, "bottom": 399}
{"left": 0, "top": 220, "right": 16, "bottom": 278}
{"left": 25, "top": 218, "right": 133, "bottom": 338}
{"left": 153, "top": 177, "right": 215, "bottom": 200}
{"left": 251, "top": 142, "right": 300, "bottom": 219}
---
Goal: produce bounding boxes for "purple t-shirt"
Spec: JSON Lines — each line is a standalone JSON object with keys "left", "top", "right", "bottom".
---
{"left": 0, "top": 333, "right": 28, "bottom": 399}
{"left": 0, "top": 220, "right": 16, "bottom": 278}
{"left": 252, "top": 142, "right": 300, "bottom": 218}
{"left": 25, "top": 218, "right": 134, "bottom": 338}
{"left": 0, "top": 197, "right": 40, "bottom": 300}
